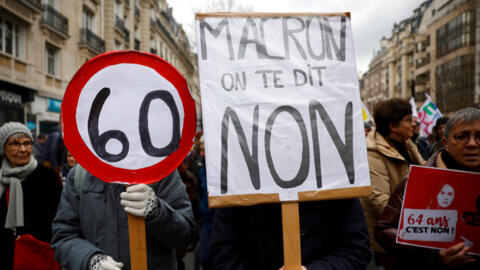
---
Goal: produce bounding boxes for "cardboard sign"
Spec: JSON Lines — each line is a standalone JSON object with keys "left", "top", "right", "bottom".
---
{"left": 196, "top": 13, "right": 370, "bottom": 207}
{"left": 397, "top": 166, "right": 480, "bottom": 255}
{"left": 62, "top": 51, "right": 196, "bottom": 184}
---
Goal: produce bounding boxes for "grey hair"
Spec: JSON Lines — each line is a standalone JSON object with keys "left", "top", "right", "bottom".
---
{"left": 8, "top": 132, "right": 32, "bottom": 140}
{"left": 443, "top": 107, "right": 480, "bottom": 138}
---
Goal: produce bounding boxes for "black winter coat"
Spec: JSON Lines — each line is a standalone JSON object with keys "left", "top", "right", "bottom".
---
{"left": 0, "top": 164, "right": 62, "bottom": 270}
{"left": 211, "top": 198, "right": 372, "bottom": 270}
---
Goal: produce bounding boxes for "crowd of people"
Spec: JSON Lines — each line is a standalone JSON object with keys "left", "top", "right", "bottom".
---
{"left": 0, "top": 97, "right": 479, "bottom": 270}
{"left": 362, "top": 100, "right": 479, "bottom": 270}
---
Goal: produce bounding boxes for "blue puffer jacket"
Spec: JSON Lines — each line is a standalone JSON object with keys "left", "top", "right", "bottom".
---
{"left": 51, "top": 167, "right": 197, "bottom": 270}
{"left": 211, "top": 198, "right": 372, "bottom": 270}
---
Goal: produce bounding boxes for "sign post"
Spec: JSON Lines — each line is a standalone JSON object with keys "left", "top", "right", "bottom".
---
{"left": 128, "top": 214, "right": 148, "bottom": 270}
{"left": 61, "top": 51, "right": 196, "bottom": 269}
{"left": 282, "top": 203, "right": 301, "bottom": 270}
{"left": 196, "top": 13, "right": 371, "bottom": 268}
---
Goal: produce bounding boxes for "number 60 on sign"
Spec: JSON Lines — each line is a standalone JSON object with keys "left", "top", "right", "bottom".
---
{"left": 61, "top": 51, "right": 196, "bottom": 184}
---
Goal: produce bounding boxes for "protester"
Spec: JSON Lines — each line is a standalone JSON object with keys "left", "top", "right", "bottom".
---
{"left": 211, "top": 197, "right": 371, "bottom": 269}
{"left": 364, "top": 122, "right": 373, "bottom": 137}
{"left": 60, "top": 151, "right": 77, "bottom": 185}
{"left": 0, "top": 122, "right": 62, "bottom": 270}
{"left": 185, "top": 131, "right": 204, "bottom": 177}
{"left": 360, "top": 98, "right": 424, "bottom": 268}
{"left": 51, "top": 165, "right": 197, "bottom": 270}
{"left": 176, "top": 166, "right": 200, "bottom": 270}
{"left": 375, "top": 107, "right": 480, "bottom": 269}
{"left": 427, "top": 116, "right": 449, "bottom": 157}
{"left": 45, "top": 125, "right": 66, "bottom": 172}
{"left": 412, "top": 117, "right": 430, "bottom": 160}
{"left": 32, "top": 133, "right": 48, "bottom": 165}
{"left": 195, "top": 136, "right": 216, "bottom": 270}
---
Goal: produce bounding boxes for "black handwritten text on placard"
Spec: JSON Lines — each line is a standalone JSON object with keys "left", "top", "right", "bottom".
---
{"left": 220, "top": 101, "right": 354, "bottom": 194}
{"left": 88, "top": 87, "right": 180, "bottom": 162}
{"left": 200, "top": 17, "right": 346, "bottom": 61}
{"left": 220, "top": 65, "right": 328, "bottom": 91}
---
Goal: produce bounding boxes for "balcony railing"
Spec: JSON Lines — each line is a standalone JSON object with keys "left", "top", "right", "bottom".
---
{"left": 115, "top": 16, "right": 125, "bottom": 32}
{"left": 80, "top": 28, "right": 105, "bottom": 54}
{"left": 42, "top": 4, "right": 69, "bottom": 37}
{"left": 20, "top": 0, "right": 43, "bottom": 12}
{"left": 115, "top": 16, "right": 129, "bottom": 44}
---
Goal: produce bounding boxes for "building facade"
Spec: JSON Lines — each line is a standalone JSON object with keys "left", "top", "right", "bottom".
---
{"left": 361, "top": 1, "right": 430, "bottom": 112}
{"left": 361, "top": 0, "right": 478, "bottom": 115}
{"left": 414, "top": 0, "right": 477, "bottom": 113}
{"left": 0, "top": 0, "right": 200, "bottom": 133}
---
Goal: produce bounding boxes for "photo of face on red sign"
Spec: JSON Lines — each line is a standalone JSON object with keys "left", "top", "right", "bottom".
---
{"left": 397, "top": 166, "right": 480, "bottom": 255}
{"left": 436, "top": 184, "right": 455, "bottom": 208}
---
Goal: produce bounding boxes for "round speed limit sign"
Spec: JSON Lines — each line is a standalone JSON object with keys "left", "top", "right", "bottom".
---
{"left": 62, "top": 51, "right": 196, "bottom": 184}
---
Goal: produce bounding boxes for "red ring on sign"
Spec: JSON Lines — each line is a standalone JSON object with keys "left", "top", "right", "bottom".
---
{"left": 62, "top": 51, "right": 196, "bottom": 184}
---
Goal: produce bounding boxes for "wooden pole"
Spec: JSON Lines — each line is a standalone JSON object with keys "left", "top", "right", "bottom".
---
{"left": 128, "top": 213, "right": 148, "bottom": 270}
{"left": 281, "top": 202, "right": 302, "bottom": 270}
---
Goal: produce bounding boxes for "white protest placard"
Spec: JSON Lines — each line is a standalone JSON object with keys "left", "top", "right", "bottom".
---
{"left": 196, "top": 13, "right": 370, "bottom": 207}
{"left": 399, "top": 209, "right": 458, "bottom": 242}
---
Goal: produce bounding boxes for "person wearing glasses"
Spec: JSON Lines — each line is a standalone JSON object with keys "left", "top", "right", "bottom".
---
{"left": 0, "top": 122, "right": 63, "bottom": 270}
{"left": 360, "top": 98, "right": 425, "bottom": 269}
{"left": 375, "top": 107, "right": 480, "bottom": 269}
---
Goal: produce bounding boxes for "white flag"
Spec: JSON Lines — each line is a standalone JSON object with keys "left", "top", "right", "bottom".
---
{"left": 409, "top": 97, "right": 418, "bottom": 118}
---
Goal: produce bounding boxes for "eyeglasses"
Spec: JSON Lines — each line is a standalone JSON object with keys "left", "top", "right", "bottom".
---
{"left": 6, "top": 141, "right": 33, "bottom": 149}
{"left": 452, "top": 132, "right": 480, "bottom": 145}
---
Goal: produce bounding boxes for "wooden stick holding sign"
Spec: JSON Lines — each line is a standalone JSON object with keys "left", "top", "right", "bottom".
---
{"left": 128, "top": 214, "right": 148, "bottom": 270}
{"left": 282, "top": 203, "right": 302, "bottom": 270}
{"left": 61, "top": 51, "right": 196, "bottom": 270}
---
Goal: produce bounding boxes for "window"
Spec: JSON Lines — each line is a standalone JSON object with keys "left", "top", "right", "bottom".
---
{"left": 0, "top": 17, "right": 25, "bottom": 58}
{"left": 5, "top": 20, "right": 12, "bottom": 54}
{"left": 14, "top": 25, "right": 18, "bottom": 57}
{"left": 83, "top": 9, "right": 94, "bottom": 30}
{"left": 114, "top": 40, "right": 122, "bottom": 50}
{"left": 436, "top": 54, "right": 474, "bottom": 112}
{"left": 45, "top": 44, "right": 57, "bottom": 76}
{"left": 0, "top": 18, "right": 3, "bottom": 52}
{"left": 115, "top": 0, "right": 123, "bottom": 18}
{"left": 436, "top": 11, "right": 475, "bottom": 58}
{"left": 134, "top": 27, "right": 139, "bottom": 39}
{"left": 150, "top": 37, "right": 155, "bottom": 49}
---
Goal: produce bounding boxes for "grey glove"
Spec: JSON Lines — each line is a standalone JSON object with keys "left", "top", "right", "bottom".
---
{"left": 88, "top": 254, "right": 123, "bottom": 270}
{"left": 120, "top": 184, "right": 158, "bottom": 219}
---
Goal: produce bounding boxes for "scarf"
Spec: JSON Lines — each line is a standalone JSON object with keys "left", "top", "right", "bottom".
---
{"left": 386, "top": 137, "right": 414, "bottom": 165}
{"left": 0, "top": 156, "right": 38, "bottom": 230}
{"left": 441, "top": 150, "right": 472, "bottom": 172}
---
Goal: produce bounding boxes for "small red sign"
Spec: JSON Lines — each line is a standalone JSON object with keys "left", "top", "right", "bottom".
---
{"left": 397, "top": 165, "right": 480, "bottom": 255}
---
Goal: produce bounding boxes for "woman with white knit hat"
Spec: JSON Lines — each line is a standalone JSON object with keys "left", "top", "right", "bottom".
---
{"left": 0, "top": 122, "right": 62, "bottom": 270}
